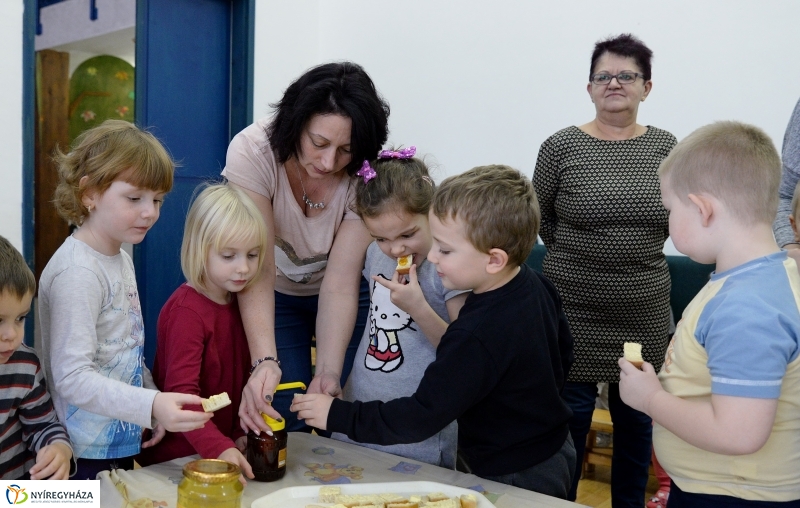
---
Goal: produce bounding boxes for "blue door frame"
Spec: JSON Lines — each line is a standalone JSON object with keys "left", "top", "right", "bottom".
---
{"left": 21, "top": 0, "right": 255, "bottom": 364}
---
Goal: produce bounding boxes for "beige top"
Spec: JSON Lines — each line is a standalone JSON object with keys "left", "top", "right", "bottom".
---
{"left": 222, "top": 117, "right": 360, "bottom": 296}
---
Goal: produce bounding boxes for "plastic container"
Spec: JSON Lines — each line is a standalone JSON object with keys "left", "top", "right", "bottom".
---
{"left": 177, "top": 459, "right": 242, "bottom": 508}
{"left": 246, "top": 381, "right": 306, "bottom": 482}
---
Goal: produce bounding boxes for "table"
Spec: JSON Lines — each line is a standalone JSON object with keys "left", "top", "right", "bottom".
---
{"left": 99, "top": 433, "right": 587, "bottom": 507}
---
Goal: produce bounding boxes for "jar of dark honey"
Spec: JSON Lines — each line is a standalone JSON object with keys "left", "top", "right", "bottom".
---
{"left": 245, "top": 381, "right": 305, "bottom": 482}
{"left": 177, "top": 459, "right": 242, "bottom": 508}
{"left": 247, "top": 413, "right": 288, "bottom": 482}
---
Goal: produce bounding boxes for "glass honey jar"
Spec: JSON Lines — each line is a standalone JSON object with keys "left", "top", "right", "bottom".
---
{"left": 177, "top": 459, "right": 243, "bottom": 508}
{"left": 247, "top": 413, "right": 288, "bottom": 482}
{"left": 246, "top": 381, "right": 306, "bottom": 482}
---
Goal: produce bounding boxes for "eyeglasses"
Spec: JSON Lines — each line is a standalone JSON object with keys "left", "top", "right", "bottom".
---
{"left": 590, "top": 72, "right": 644, "bottom": 85}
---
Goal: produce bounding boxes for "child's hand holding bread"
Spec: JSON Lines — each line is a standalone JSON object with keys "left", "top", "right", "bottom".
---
{"left": 623, "top": 342, "right": 644, "bottom": 369}
{"left": 618, "top": 342, "right": 665, "bottom": 415}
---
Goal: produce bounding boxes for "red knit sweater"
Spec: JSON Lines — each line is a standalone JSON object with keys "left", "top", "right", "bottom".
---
{"left": 137, "top": 284, "right": 250, "bottom": 465}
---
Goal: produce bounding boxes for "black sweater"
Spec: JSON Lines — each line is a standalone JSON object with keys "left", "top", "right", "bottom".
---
{"left": 328, "top": 264, "right": 574, "bottom": 476}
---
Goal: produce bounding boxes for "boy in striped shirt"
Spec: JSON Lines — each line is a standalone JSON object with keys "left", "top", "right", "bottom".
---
{"left": 0, "top": 235, "right": 73, "bottom": 479}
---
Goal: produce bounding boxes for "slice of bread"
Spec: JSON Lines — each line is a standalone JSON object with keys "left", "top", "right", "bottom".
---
{"left": 201, "top": 392, "right": 231, "bottom": 412}
{"left": 426, "top": 492, "right": 449, "bottom": 502}
{"left": 424, "top": 500, "right": 459, "bottom": 508}
{"left": 459, "top": 493, "right": 478, "bottom": 508}
{"left": 624, "top": 342, "right": 644, "bottom": 369}
{"left": 320, "top": 486, "right": 341, "bottom": 503}
{"left": 396, "top": 254, "right": 413, "bottom": 275}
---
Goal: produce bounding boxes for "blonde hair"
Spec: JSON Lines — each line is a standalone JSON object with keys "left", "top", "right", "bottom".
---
{"left": 432, "top": 165, "right": 540, "bottom": 267}
{"left": 0, "top": 235, "right": 35, "bottom": 300}
{"left": 53, "top": 120, "right": 175, "bottom": 226}
{"left": 658, "top": 121, "right": 780, "bottom": 225}
{"left": 181, "top": 184, "right": 268, "bottom": 294}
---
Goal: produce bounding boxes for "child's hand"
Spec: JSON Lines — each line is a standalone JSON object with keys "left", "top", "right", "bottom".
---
{"left": 235, "top": 435, "right": 247, "bottom": 452}
{"left": 618, "top": 358, "right": 664, "bottom": 415}
{"left": 30, "top": 442, "right": 72, "bottom": 480}
{"left": 218, "top": 447, "right": 254, "bottom": 486}
{"left": 290, "top": 393, "right": 334, "bottom": 430}
{"left": 141, "top": 423, "right": 166, "bottom": 448}
{"left": 152, "top": 392, "right": 213, "bottom": 432}
{"left": 372, "top": 264, "right": 426, "bottom": 315}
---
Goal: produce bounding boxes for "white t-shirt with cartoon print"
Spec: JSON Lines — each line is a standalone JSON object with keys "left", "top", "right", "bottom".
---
{"left": 334, "top": 242, "right": 464, "bottom": 468}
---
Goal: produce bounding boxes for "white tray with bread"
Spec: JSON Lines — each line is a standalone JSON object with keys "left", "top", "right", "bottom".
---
{"left": 250, "top": 481, "right": 490, "bottom": 508}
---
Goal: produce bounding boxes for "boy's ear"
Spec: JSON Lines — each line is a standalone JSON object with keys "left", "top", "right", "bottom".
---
{"left": 687, "top": 193, "right": 715, "bottom": 227}
{"left": 485, "top": 248, "right": 509, "bottom": 275}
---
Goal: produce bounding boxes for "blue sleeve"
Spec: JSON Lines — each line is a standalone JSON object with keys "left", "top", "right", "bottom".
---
{"left": 697, "top": 282, "right": 800, "bottom": 399}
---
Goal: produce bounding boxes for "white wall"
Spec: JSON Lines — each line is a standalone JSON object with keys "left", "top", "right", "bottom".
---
{"left": 0, "top": 1, "right": 24, "bottom": 250}
{"left": 253, "top": 0, "right": 800, "bottom": 254}
{"left": 4, "top": 2, "right": 799, "bottom": 254}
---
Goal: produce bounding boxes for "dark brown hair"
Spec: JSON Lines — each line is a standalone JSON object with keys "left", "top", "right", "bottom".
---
{"left": 0, "top": 235, "right": 35, "bottom": 299}
{"left": 354, "top": 154, "right": 434, "bottom": 218}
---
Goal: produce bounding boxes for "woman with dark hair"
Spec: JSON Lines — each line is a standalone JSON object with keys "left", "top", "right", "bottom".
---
{"left": 533, "top": 34, "right": 676, "bottom": 506}
{"left": 222, "top": 62, "right": 390, "bottom": 434}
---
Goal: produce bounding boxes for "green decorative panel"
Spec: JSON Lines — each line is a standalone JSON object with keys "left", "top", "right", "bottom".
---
{"left": 69, "top": 55, "right": 135, "bottom": 141}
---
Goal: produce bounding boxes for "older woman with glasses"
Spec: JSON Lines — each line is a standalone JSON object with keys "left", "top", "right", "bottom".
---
{"left": 533, "top": 34, "right": 676, "bottom": 507}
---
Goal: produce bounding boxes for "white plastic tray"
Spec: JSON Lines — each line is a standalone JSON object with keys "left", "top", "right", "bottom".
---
{"left": 250, "top": 480, "right": 492, "bottom": 507}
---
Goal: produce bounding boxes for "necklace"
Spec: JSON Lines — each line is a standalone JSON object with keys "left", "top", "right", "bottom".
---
{"left": 294, "top": 160, "right": 326, "bottom": 209}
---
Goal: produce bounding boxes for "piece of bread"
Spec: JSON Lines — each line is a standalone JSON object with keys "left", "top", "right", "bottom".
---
{"left": 201, "top": 392, "right": 231, "bottom": 412}
{"left": 459, "top": 494, "right": 478, "bottom": 508}
{"left": 320, "top": 486, "right": 341, "bottom": 503}
{"left": 424, "top": 500, "right": 459, "bottom": 508}
{"left": 387, "top": 503, "right": 418, "bottom": 508}
{"left": 624, "top": 342, "right": 644, "bottom": 369}
{"left": 380, "top": 493, "right": 408, "bottom": 503}
{"left": 396, "top": 254, "right": 413, "bottom": 275}
{"left": 426, "top": 493, "right": 449, "bottom": 503}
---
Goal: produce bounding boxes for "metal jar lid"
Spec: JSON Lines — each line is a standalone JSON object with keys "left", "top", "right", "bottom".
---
{"left": 182, "top": 459, "right": 240, "bottom": 484}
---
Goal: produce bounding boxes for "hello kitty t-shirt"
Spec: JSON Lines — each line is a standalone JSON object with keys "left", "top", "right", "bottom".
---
{"left": 334, "top": 242, "right": 465, "bottom": 468}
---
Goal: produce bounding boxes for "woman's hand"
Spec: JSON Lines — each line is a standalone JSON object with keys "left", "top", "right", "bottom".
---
{"left": 239, "top": 360, "right": 282, "bottom": 434}
{"left": 308, "top": 371, "right": 343, "bottom": 399}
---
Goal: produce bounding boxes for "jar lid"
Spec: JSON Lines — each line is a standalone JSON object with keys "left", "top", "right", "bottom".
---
{"left": 261, "top": 413, "right": 285, "bottom": 431}
{"left": 183, "top": 459, "right": 240, "bottom": 483}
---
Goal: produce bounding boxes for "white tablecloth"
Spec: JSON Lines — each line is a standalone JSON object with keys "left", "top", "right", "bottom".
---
{"left": 99, "top": 432, "right": 587, "bottom": 507}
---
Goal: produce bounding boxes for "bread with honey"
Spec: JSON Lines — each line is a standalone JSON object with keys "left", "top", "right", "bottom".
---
{"left": 396, "top": 254, "right": 413, "bottom": 275}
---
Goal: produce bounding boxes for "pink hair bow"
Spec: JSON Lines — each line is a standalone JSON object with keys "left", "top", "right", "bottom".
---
{"left": 357, "top": 160, "right": 377, "bottom": 184}
{"left": 378, "top": 146, "right": 416, "bottom": 159}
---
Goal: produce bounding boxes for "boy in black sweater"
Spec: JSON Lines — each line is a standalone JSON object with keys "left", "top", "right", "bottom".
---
{"left": 291, "top": 165, "right": 575, "bottom": 498}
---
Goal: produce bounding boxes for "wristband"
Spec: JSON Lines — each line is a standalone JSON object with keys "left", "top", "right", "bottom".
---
{"left": 250, "top": 356, "right": 281, "bottom": 375}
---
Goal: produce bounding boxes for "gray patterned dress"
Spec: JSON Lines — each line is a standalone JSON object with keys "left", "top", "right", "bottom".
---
{"left": 533, "top": 126, "right": 677, "bottom": 382}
